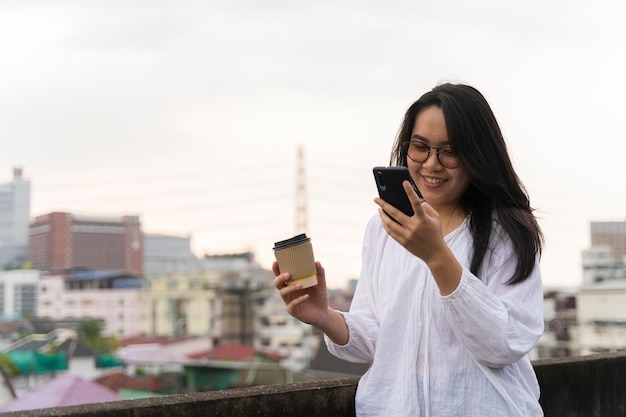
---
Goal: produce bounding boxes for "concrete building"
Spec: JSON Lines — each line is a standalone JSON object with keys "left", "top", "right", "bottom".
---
{"left": 143, "top": 254, "right": 273, "bottom": 338}
{"left": 253, "top": 288, "right": 318, "bottom": 372}
{"left": 590, "top": 221, "right": 626, "bottom": 261}
{"left": 143, "top": 233, "right": 199, "bottom": 274}
{"left": 534, "top": 287, "right": 578, "bottom": 358}
{"left": 576, "top": 280, "right": 626, "bottom": 355}
{"left": 582, "top": 245, "right": 626, "bottom": 285}
{"left": 29, "top": 212, "right": 143, "bottom": 274}
{"left": 568, "top": 220, "right": 626, "bottom": 356}
{"left": 37, "top": 270, "right": 144, "bottom": 338}
{"left": 0, "top": 168, "right": 31, "bottom": 268}
{"left": 0, "top": 269, "right": 40, "bottom": 319}
{"left": 141, "top": 269, "right": 222, "bottom": 338}
{"left": 142, "top": 256, "right": 274, "bottom": 339}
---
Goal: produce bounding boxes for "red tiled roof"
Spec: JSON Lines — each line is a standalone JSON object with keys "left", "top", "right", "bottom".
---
{"left": 94, "top": 371, "right": 153, "bottom": 392}
{"left": 207, "top": 343, "right": 256, "bottom": 361}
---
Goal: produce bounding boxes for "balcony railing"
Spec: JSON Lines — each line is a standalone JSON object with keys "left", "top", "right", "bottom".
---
{"left": 2, "top": 352, "right": 626, "bottom": 417}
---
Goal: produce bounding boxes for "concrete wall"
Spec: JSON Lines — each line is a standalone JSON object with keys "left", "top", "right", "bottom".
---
{"left": 535, "top": 352, "right": 626, "bottom": 417}
{"left": 3, "top": 352, "right": 626, "bottom": 417}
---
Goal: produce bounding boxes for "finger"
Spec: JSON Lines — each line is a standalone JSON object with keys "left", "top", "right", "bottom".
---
{"left": 281, "top": 281, "right": 303, "bottom": 298}
{"left": 286, "top": 293, "right": 311, "bottom": 315}
{"left": 273, "top": 272, "right": 291, "bottom": 290}
{"left": 419, "top": 200, "right": 437, "bottom": 218}
{"left": 373, "top": 197, "right": 407, "bottom": 225}
{"left": 314, "top": 262, "right": 326, "bottom": 288}
{"left": 403, "top": 181, "right": 426, "bottom": 218}
{"left": 272, "top": 261, "right": 280, "bottom": 276}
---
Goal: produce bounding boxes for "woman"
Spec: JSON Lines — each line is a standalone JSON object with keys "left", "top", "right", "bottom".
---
{"left": 274, "top": 82, "right": 544, "bottom": 416}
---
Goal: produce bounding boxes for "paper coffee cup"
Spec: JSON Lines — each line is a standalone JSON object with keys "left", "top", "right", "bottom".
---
{"left": 273, "top": 233, "right": 317, "bottom": 289}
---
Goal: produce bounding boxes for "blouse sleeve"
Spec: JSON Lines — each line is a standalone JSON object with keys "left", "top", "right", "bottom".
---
{"left": 441, "top": 238, "right": 544, "bottom": 368}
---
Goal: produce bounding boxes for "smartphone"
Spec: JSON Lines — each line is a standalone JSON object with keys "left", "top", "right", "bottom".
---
{"left": 373, "top": 166, "right": 422, "bottom": 220}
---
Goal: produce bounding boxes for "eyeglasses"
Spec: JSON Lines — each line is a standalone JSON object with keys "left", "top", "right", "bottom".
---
{"left": 405, "top": 140, "right": 461, "bottom": 169}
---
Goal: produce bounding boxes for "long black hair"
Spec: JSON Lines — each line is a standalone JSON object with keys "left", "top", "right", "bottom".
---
{"left": 390, "top": 83, "right": 543, "bottom": 284}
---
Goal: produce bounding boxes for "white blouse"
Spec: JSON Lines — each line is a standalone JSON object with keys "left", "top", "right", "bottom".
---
{"left": 326, "top": 215, "right": 544, "bottom": 417}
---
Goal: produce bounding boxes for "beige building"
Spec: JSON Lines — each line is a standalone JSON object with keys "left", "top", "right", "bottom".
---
{"left": 141, "top": 259, "right": 275, "bottom": 346}
{"left": 141, "top": 270, "right": 222, "bottom": 338}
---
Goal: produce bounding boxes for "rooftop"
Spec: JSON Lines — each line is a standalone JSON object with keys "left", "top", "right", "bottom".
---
{"left": 1, "top": 352, "right": 624, "bottom": 416}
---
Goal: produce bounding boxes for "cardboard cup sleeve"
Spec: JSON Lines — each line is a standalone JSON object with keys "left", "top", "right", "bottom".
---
{"left": 273, "top": 234, "right": 317, "bottom": 289}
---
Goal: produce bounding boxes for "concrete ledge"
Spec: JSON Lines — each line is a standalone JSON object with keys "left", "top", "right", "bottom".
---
{"left": 3, "top": 352, "right": 626, "bottom": 417}
{"left": 1, "top": 377, "right": 359, "bottom": 417}
{"left": 534, "top": 352, "right": 626, "bottom": 417}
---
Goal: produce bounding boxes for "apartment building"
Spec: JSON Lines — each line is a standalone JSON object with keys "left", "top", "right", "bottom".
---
{"left": 37, "top": 270, "right": 144, "bottom": 338}
{"left": 0, "top": 269, "right": 39, "bottom": 319}
{"left": 573, "top": 220, "right": 626, "bottom": 355}
{"left": 29, "top": 212, "right": 143, "bottom": 274}
{"left": 141, "top": 269, "right": 222, "bottom": 338}
{"left": 143, "top": 257, "right": 274, "bottom": 332}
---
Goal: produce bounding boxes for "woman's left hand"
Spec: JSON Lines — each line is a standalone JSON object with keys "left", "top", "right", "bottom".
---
{"left": 374, "top": 180, "right": 446, "bottom": 263}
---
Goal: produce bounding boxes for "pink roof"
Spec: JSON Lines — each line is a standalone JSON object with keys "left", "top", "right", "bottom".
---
{"left": 188, "top": 343, "right": 285, "bottom": 362}
{"left": 117, "top": 343, "right": 190, "bottom": 364}
{"left": 0, "top": 373, "right": 122, "bottom": 412}
{"left": 118, "top": 335, "right": 189, "bottom": 347}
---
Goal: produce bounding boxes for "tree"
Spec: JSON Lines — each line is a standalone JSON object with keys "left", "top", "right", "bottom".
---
{"left": 77, "top": 320, "right": 118, "bottom": 354}
{"left": 77, "top": 320, "right": 103, "bottom": 342}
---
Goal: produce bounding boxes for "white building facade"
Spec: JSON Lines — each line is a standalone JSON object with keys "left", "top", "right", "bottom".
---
{"left": 37, "top": 271, "right": 144, "bottom": 338}
{"left": 576, "top": 281, "right": 626, "bottom": 355}
{"left": 582, "top": 245, "right": 626, "bottom": 285}
{"left": 0, "top": 269, "right": 39, "bottom": 319}
{"left": 253, "top": 289, "right": 318, "bottom": 372}
{"left": 574, "top": 220, "right": 626, "bottom": 355}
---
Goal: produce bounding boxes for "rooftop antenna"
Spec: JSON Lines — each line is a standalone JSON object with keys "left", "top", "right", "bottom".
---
{"left": 294, "top": 145, "right": 309, "bottom": 236}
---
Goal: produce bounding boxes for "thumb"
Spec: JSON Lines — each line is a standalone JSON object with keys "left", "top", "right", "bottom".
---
{"left": 315, "top": 261, "right": 327, "bottom": 288}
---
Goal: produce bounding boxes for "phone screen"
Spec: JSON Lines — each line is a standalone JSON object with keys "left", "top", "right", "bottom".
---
{"left": 373, "top": 166, "right": 422, "bottom": 220}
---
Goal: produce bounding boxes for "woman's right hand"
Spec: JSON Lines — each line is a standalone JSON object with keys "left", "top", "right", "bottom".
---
{"left": 273, "top": 261, "right": 350, "bottom": 345}
{"left": 273, "top": 261, "right": 330, "bottom": 328}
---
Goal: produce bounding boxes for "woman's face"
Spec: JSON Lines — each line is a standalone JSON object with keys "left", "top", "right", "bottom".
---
{"left": 407, "top": 106, "right": 471, "bottom": 214}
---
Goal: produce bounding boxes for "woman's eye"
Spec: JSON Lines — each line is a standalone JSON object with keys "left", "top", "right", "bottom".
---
{"left": 412, "top": 143, "right": 429, "bottom": 151}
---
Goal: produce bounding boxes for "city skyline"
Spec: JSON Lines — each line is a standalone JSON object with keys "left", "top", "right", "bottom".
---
{"left": 2, "top": 1, "right": 625, "bottom": 289}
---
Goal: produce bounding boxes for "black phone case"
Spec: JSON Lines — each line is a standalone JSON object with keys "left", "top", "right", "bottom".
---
{"left": 373, "top": 166, "right": 421, "bottom": 219}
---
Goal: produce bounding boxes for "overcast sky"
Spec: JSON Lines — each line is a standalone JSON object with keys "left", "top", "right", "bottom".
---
{"left": 1, "top": 1, "right": 625, "bottom": 289}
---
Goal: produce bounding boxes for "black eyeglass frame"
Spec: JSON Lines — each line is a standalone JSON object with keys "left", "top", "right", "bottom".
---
{"left": 404, "top": 140, "right": 461, "bottom": 169}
